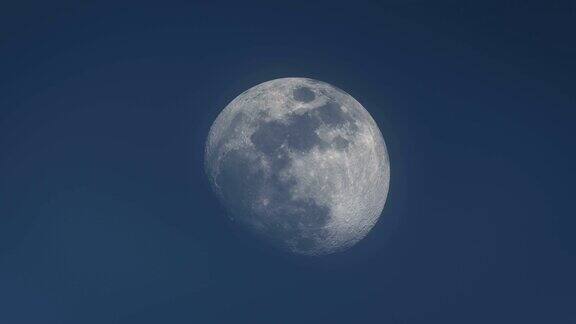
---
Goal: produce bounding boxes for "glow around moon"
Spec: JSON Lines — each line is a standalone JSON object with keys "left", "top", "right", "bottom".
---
{"left": 205, "top": 78, "right": 390, "bottom": 255}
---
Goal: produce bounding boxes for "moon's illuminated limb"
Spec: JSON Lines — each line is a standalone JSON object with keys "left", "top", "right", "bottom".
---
{"left": 205, "top": 78, "right": 389, "bottom": 255}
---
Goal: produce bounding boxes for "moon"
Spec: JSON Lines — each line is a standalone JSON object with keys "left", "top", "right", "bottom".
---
{"left": 205, "top": 78, "right": 390, "bottom": 256}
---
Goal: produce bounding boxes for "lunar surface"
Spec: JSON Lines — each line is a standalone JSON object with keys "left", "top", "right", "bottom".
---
{"left": 205, "top": 78, "right": 390, "bottom": 255}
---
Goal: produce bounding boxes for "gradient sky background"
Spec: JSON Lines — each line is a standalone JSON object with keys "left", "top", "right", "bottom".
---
{"left": 1, "top": 1, "right": 575, "bottom": 323}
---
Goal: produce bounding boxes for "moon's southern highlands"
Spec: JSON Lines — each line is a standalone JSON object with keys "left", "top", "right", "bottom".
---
{"left": 205, "top": 78, "right": 390, "bottom": 255}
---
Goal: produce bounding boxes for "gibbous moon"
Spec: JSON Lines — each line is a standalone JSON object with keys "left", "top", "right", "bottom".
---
{"left": 205, "top": 78, "right": 390, "bottom": 255}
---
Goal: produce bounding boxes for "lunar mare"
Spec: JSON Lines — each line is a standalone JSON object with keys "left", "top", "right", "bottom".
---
{"left": 205, "top": 78, "right": 390, "bottom": 255}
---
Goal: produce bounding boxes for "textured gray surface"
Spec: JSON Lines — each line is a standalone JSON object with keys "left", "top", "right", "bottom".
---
{"left": 205, "top": 78, "right": 389, "bottom": 255}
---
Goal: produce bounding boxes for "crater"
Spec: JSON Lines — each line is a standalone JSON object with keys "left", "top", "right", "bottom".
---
{"left": 285, "top": 113, "right": 321, "bottom": 151}
{"left": 293, "top": 87, "right": 315, "bottom": 103}
{"left": 315, "top": 101, "right": 358, "bottom": 132}
{"left": 250, "top": 121, "right": 288, "bottom": 154}
{"left": 332, "top": 136, "right": 350, "bottom": 150}
{"left": 216, "top": 149, "right": 267, "bottom": 215}
{"left": 259, "top": 197, "right": 331, "bottom": 254}
{"left": 250, "top": 111, "right": 323, "bottom": 154}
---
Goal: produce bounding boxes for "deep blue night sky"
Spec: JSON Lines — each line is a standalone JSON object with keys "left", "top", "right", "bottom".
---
{"left": 1, "top": 1, "right": 575, "bottom": 323}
